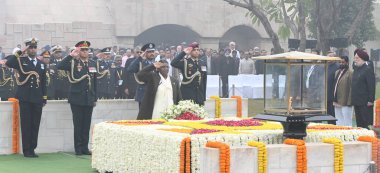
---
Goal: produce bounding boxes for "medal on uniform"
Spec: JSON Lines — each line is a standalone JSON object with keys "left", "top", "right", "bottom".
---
{"left": 77, "top": 64, "right": 82, "bottom": 72}
{"left": 89, "top": 67, "right": 97, "bottom": 73}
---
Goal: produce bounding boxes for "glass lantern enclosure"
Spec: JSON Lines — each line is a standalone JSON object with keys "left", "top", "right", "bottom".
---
{"left": 253, "top": 51, "right": 340, "bottom": 139}
{"left": 264, "top": 62, "right": 326, "bottom": 115}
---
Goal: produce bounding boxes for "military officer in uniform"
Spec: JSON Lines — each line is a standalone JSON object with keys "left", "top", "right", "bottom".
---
{"left": 111, "top": 55, "right": 124, "bottom": 99}
{"left": 121, "top": 47, "right": 140, "bottom": 99}
{"left": 50, "top": 45, "right": 69, "bottom": 100}
{"left": 5, "top": 38, "right": 47, "bottom": 158}
{"left": 40, "top": 51, "right": 55, "bottom": 100}
{"left": 127, "top": 43, "right": 156, "bottom": 107}
{"left": 96, "top": 47, "right": 113, "bottom": 99}
{"left": 171, "top": 42, "right": 207, "bottom": 105}
{"left": 57, "top": 41, "right": 97, "bottom": 155}
{"left": 0, "top": 57, "right": 15, "bottom": 101}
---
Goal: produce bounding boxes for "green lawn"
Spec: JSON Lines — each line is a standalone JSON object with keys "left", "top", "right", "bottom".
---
{"left": 0, "top": 153, "right": 95, "bottom": 173}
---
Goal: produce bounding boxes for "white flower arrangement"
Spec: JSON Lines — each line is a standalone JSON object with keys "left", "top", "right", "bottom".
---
{"left": 161, "top": 100, "right": 208, "bottom": 120}
{"left": 92, "top": 121, "right": 375, "bottom": 173}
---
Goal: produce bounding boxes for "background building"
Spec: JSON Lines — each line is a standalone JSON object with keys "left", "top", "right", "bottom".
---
{"left": 0, "top": 0, "right": 379, "bottom": 54}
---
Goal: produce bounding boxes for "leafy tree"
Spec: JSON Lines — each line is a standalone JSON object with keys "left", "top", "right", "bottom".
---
{"left": 224, "top": 0, "right": 377, "bottom": 54}
{"left": 308, "top": 0, "right": 376, "bottom": 51}
{"left": 224, "top": 0, "right": 310, "bottom": 52}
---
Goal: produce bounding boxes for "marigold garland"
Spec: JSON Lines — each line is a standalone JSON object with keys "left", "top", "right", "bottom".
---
{"left": 375, "top": 99, "right": 380, "bottom": 127}
{"left": 322, "top": 138, "right": 344, "bottom": 173}
{"left": 180, "top": 137, "right": 192, "bottom": 173}
{"left": 306, "top": 124, "right": 355, "bottom": 132}
{"left": 8, "top": 98, "right": 20, "bottom": 154}
{"left": 358, "top": 136, "right": 379, "bottom": 170}
{"left": 206, "top": 141, "right": 231, "bottom": 173}
{"left": 159, "top": 128, "right": 193, "bottom": 134}
{"left": 247, "top": 141, "right": 267, "bottom": 173}
{"left": 210, "top": 96, "right": 222, "bottom": 118}
{"left": 185, "top": 138, "right": 191, "bottom": 173}
{"left": 284, "top": 139, "right": 307, "bottom": 173}
{"left": 378, "top": 140, "right": 380, "bottom": 173}
{"left": 231, "top": 96, "right": 242, "bottom": 118}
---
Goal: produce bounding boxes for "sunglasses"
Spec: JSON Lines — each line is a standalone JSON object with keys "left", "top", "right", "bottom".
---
{"left": 136, "top": 51, "right": 142, "bottom": 54}
{"left": 28, "top": 46, "right": 37, "bottom": 49}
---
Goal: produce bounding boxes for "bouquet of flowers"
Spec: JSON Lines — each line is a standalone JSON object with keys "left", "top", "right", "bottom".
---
{"left": 161, "top": 100, "right": 208, "bottom": 120}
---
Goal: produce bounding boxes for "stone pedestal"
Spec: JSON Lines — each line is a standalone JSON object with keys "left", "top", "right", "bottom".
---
{"left": 200, "top": 142, "right": 372, "bottom": 173}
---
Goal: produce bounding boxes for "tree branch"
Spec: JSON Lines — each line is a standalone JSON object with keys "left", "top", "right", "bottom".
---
{"left": 344, "top": 0, "right": 372, "bottom": 43}
{"left": 223, "top": 0, "right": 250, "bottom": 9}
{"left": 280, "top": 0, "right": 299, "bottom": 39}
{"left": 297, "top": 0, "right": 306, "bottom": 51}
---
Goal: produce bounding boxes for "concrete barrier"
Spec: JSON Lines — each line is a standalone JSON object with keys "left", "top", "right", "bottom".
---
{"left": 0, "top": 98, "right": 248, "bottom": 154}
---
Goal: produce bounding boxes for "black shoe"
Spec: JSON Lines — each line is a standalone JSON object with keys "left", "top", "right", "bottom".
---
{"left": 31, "top": 151, "right": 39, "bottom": 157}
{"left": 24, "top": 152, "right": 38, "bottom": 158}
{"left": 75, "top": 151, "right": 83, "bottom": 156}
{"left": 82, "top": 150, "right": 92, "bottom": 155}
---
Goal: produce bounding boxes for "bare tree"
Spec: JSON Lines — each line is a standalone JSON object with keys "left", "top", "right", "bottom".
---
{"left": 344, "top": 0, "right": 372, "bottom": 43}
{"left": 297, "top": 0, "right": 307, "bottom": 51}
{"left": 315, "top": 0, "right": 344, "bottom": 53}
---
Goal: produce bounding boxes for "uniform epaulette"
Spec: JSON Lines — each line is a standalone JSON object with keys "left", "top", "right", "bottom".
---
{"left": 14, "top": 50, "right": 23, "bottom": 58}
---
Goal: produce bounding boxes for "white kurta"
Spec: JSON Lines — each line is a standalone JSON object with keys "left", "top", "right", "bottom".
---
{"left": 152, "top": 73, "right": 174, "bottom": 119}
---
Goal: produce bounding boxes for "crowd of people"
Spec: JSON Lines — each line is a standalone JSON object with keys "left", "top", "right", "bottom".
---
{"left": 0, "top": 37, "right": 377, "bottom": 158}
{"left": 0, "top": 41, "right": 269, "bottom": 101}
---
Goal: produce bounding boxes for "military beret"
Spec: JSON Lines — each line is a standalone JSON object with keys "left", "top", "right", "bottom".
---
{"left": 75, "top": 41, "right": 91, "bottom": 48}
{"left": 189, "top": 42, "right": 199, "bottom": 49}
{"left": 24, "top": 38, "right": 39, "bottom": 46}
{"left": 141, "top": 43, "right": 155, "bottom": 52}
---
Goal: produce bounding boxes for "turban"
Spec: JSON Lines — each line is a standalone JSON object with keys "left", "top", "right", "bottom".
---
{"left": 354, "top": 48, "right": 369, "bottom": 61}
